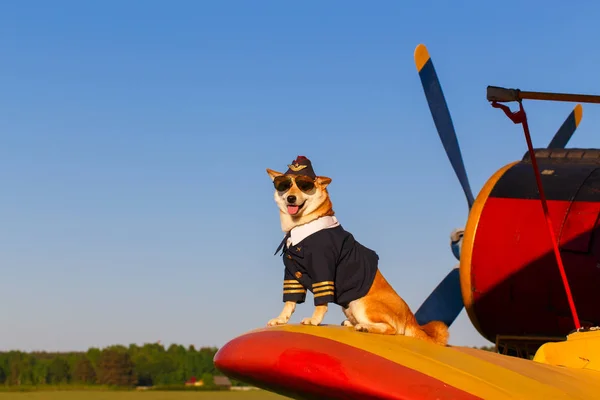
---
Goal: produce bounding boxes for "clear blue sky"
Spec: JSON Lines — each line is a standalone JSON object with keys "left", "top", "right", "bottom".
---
{"left": 2, "top": 1, "right": 600, "bottom": 351}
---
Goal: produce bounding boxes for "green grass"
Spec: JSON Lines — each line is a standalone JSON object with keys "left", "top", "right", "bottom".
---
{"left": 0, "top": 391, "right": 289, "bottom": 399}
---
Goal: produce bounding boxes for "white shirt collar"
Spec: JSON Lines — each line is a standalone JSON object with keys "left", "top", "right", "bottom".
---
{"left": 287, "top": 216, "right": 340, "bottom": 247}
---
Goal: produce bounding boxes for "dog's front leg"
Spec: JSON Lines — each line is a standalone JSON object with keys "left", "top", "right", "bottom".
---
{"left": 301, "top": 305, "right": 328, "bottom": 326}
{"left": 267, "top": 301, "right": 297, "bottom": 326}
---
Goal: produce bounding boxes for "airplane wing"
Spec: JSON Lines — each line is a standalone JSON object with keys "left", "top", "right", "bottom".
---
{"left": 214, "top": 324, "right": 600, "bottom": 399}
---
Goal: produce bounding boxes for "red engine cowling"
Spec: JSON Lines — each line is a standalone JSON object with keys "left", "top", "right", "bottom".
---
{"left": 460, "top": 149, "right": 600, "bottom": 343}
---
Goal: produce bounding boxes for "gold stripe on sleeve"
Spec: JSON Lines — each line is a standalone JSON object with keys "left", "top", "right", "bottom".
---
{"left": 312, "top": 281, "right": 334, "bottom": 288}
{"left": 314, "top": 291, "right": 334, "bottom": 298}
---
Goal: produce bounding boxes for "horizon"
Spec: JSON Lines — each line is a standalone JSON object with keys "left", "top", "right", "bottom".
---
{"left": 2, "top": 0, "right": 599, "bottom": 352}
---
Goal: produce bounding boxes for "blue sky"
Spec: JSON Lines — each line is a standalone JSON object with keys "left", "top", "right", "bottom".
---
{"left": 2, "top": 1, "right": 600, "bottom": 351}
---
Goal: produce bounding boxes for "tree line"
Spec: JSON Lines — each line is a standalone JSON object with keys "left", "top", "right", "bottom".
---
{"left": 0, "top": 342, "right": 229, "bottom": 389}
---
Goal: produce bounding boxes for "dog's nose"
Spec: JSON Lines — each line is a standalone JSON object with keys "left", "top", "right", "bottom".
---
{"left": 287, "top": 195, "right": 296, "bottom": 204}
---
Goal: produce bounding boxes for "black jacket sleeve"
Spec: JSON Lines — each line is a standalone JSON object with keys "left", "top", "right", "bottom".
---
{"left": 282, "top": 268, "right": 306, "bottom": 303}
{"left": 309, "top": 245, "right": 337, "bottom": 306}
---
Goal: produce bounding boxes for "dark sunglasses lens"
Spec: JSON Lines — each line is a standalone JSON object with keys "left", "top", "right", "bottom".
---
{"left": 296, "top": 178, "right": 315, "bottom": 192}
{"left": 274, "top": 177, "right": 292, "bottom": 191}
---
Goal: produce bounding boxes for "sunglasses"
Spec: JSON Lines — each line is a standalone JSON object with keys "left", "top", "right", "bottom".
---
{"left": 273, "top": 175, "right": 315, "bottom": 193}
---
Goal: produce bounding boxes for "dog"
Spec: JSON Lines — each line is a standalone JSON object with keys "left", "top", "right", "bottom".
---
{"left": 265, "top": 155, "right": 449, "bottom": 346}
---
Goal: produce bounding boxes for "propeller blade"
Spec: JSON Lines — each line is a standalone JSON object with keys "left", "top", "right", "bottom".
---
{"left": 415, "top": 229, "right": 465, "bottom": 327}
{"left": 414, "top": 266, "right": 464, "bottom": 327}
{"left": 414, "top": 44, "right": 475, "bottom": 209}
{"left": 547, "top": 104, "right": 583, "bottom": 148}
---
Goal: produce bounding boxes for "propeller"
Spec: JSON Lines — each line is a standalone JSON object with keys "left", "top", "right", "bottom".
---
{"left": 547, "top": 103, "right": 582, "bottom": 148}
{"left": 412, "top": 44, "right": 583, "bottom": 328}
{"left": 412, "top": 44, "right": 470, "bottom": 326}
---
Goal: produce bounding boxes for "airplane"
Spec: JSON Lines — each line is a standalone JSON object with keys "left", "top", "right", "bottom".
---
{"left": 213, "top": 44, "right": 600, "bottom": 399}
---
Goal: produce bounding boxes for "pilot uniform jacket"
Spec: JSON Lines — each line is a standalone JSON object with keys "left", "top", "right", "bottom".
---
{"left": 276, "top": 216, "right": 379, "bottom": 308}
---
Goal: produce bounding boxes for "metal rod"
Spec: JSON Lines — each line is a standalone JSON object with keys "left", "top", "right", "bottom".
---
{"left": 520, "top": 90, "right": 600, "bottom": 104}
{"left": 487, "top": 85, "right": 600, "bottom": 104}
{"left": 517, "top": 104, "right": 581, "bottom": 331}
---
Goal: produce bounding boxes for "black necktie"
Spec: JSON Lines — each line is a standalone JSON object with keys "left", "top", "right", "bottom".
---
{"left": 274, "top": 232, "right": 291, "bottom": 256}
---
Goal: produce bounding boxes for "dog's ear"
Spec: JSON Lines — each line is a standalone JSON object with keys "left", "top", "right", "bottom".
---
{"left": 316, "top": 176, "right": 332, "bottom": 189}
{"left": 266, "top": 168, "right": 283, "bottom": 181}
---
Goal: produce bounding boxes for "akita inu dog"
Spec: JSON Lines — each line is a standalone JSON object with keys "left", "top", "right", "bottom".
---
{"left": 265, "top": 155, "right": 449, "bottom": 346}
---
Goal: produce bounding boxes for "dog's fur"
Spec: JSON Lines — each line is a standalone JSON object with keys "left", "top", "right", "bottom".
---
{"left": 265, "top": 167, "right": 450, "bottom": 346}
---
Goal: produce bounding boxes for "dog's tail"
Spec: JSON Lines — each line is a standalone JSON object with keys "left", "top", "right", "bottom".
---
{"left": 419, "top": 320, "right": 450, "bottom": 346}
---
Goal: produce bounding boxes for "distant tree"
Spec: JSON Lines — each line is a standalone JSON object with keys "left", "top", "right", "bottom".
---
{"left": 201, "top": 372, "right": 214, "bottom": 387}
{"left": 30, "top": 358, "right": 48, "bottom": 385}
{"left": 7, "top": 352, "right": 25, "bottom": 385}
{"left": 86, "top": 347, "right": 102, "bottom": 369}
{"left": 46, "top": 358, "right": 71, "bottom": 384}
{"left": 73, "top": 357, "right": 96, "bottom": 384}
{"left": 131, "top": 354, "right": 154, "bottom": 387}
{"left": 198, "top": 347, "right": 218, "bottom": 375}
{"left": 96, "top": 349, "right": 136, "bottom": 386}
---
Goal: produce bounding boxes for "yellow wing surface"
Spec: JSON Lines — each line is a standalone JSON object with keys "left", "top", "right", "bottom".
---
{"left": 215, "top": 324, "right": 600, "bottom": 399}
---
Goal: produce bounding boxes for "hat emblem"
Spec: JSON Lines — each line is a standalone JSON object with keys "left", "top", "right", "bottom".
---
{"left": 287, "top": 163, "right": 308, "bottom": 172}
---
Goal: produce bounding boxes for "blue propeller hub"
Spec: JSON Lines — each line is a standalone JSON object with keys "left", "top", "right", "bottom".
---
{"left": 450, "top": 228, "right": 464, "bottom": 261}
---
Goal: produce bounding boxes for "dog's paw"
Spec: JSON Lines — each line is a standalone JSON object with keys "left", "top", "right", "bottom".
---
{"left": 341, "top": 319, "right": 353, "bottom": 327}
{"left": 267, "top": 317, "right": 288, "bottom": 326}
{"left": 354, "top": 324, "right": 369, "bottom": 333}
{"left": 301, "top": 317, "right": 321, "bottom": 326}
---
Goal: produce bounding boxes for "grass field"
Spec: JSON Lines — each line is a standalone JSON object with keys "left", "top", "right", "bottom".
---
{"left": 0, "top": 391, "right": 289, "bottom": 400}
